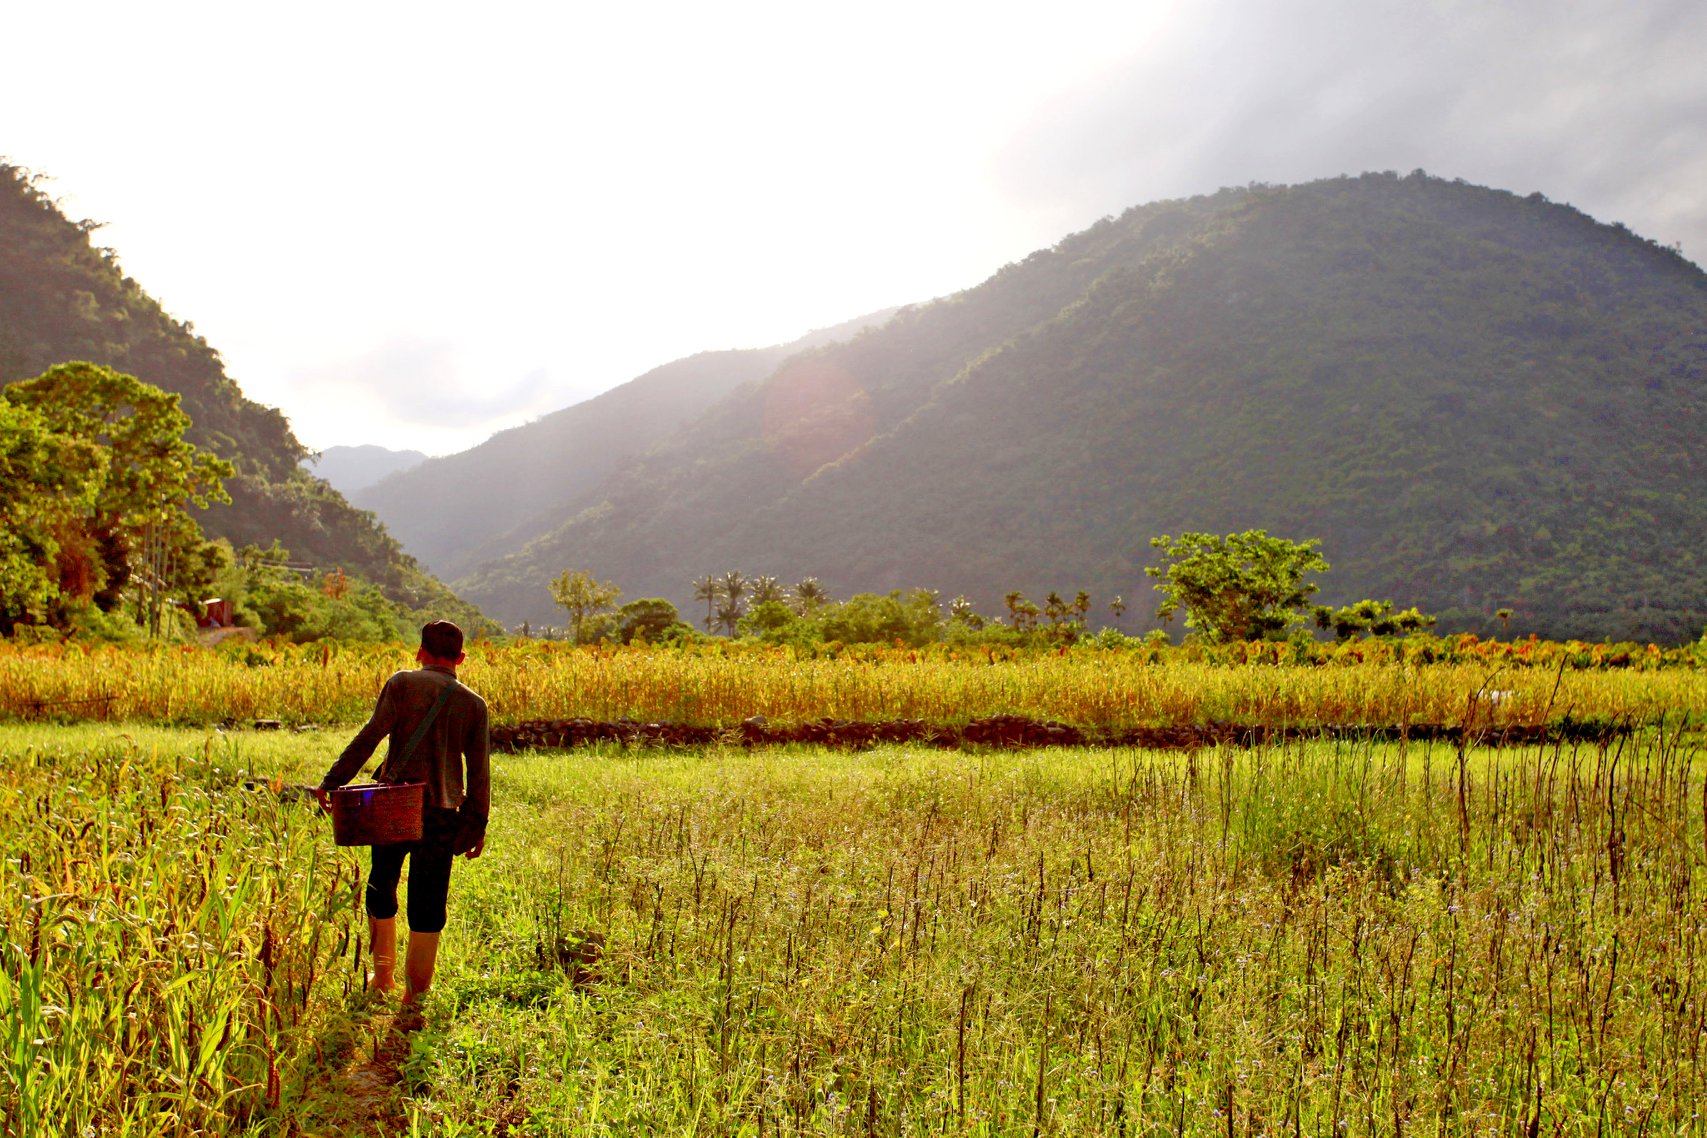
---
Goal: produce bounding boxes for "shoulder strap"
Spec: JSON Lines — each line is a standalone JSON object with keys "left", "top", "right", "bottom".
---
{"left": 377, "top": 678, "right": 459, "bottom": 782}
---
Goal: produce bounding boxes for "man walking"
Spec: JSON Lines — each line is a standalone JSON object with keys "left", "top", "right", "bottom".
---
{"left": 316, "top": 620, "right": 490, "bottom": 1018}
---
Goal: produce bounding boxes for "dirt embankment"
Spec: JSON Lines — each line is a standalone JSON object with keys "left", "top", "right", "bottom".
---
{"left": 491, "top": 713, "right": 1635, "bottom": 753}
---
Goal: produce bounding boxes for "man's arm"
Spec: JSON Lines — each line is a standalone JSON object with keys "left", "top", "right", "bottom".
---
{"left": 318, "top": 677, "right": 401, "bottom": 793}
{"left": 460, "top": 699, "right": 491, "bottom": 855}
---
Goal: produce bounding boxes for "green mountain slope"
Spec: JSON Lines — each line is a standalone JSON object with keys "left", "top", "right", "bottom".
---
{"left": 0, "top": 163, "right": 480, "bottom": 622}
{"left": 351, "top": 310, "right": 895, "bottom": 581}
{"left": 457, "top": 173, "right": 1707, "bottom": 641}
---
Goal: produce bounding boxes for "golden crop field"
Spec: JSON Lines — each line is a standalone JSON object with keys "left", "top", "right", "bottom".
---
{"left": 2, "top": 638, "right": 1701, "bottom": 730}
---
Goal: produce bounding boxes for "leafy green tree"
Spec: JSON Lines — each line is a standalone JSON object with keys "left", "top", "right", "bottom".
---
{"left": 818, "top": 589, "right": 942, "bottom": 647}
{"left": 901, "top": 588, "right": 944, "bottom": 644}
{"left": 240, "top": 566, "right": 406, "bottom": 642}
{"left": 0, "top": 399, "right": 102, "bottom": 632}
{"left": 3, "top": 362, "right": 232, "bottom": 635}
{"left": 238, "top": 540, "right": 294, "bottom": 583}
{"left": 1315, "top": 601, "right": 1367, "bottom": 640}
{"left": 1312, "top": 598, "right": 1438, "bottom": 640}
{"left": 1391, "top": 606, "right": 1436, "bottom": 635}
{"left": 548, "top": 569, "right": 622, "bottom": 643}
{"left": 6, "top": 362, "right": 231, "bottom": 526}
{"left": 133, "top": 510, "right": 229, "bottom": 637}
{"left": 736, "top": 600, "right": 809, "bottom": 643}
{"left": 1147, "top": 530, "right": 1329, "bottom": 642}
{"left": 615, "top": 597, "right": 683, "bottom": 644}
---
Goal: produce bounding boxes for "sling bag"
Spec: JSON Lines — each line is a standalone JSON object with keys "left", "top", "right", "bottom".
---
{"left": 328, "top": 678, "right": 459, "bottom": 846}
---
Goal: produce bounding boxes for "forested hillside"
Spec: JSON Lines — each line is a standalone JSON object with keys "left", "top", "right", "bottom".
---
{"left": 455, "top": 173, "right": 1707, "bottom": 642}
{"left": 0, "top": 163, "right": 480, "bottom": 624}
{"left": 353, "top": 309, "right": 895, "bottom": 580}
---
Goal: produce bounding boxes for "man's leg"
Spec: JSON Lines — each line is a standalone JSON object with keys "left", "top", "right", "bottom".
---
{"left": 366, "top": 843, "right": 409, "bottom": 994}
{"left": 400, "top": 811, "right": 457, "bottom": 1006}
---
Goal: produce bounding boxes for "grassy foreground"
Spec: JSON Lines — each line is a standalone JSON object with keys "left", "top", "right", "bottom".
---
{"left": 4, "top": 721, "right": 1707, "bottom": 1135}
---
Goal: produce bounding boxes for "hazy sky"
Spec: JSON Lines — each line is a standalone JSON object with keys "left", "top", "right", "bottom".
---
{"left": 7, "top": 0, "right": 1703, "bottom": 455}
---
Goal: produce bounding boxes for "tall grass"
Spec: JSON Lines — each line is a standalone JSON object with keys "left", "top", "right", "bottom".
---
{"left": 408, "top": 726, "right": 1707, "bottom": 1134}
{"left": 0, "top": 728, "right": 361, "bottom": 1135}
{"left": 5, "top": 712, "right": 1707, "bottom": 1134}
{"left": 2, "top": 640, "right": 1700, "bottom": 728}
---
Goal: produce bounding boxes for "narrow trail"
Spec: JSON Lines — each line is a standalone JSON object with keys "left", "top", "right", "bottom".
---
{"left": 297, "top": 1002, "right": 416, "bottom": 1137}
{"left": 335, "top": 1019, "right": 414, "bottom": 1135}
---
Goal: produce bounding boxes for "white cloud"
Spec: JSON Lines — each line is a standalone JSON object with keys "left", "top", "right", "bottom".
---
{"left": 997, "top": 0, "right": 1707, "bottom": 255}
{"left": 287, "top": 338, "right": 563, "bottom": 452}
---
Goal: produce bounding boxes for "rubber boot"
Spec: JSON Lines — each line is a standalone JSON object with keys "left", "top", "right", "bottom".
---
{"left": 402, "top": 930, "right": 441, "bottom": 1005}
{"left": 369, "top": 916, "right": 397, "bottom": 994}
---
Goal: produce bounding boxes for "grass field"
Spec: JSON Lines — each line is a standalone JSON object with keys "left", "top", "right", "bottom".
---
{"left": 5, "top": 708, "right": 1705, "bottom": 1135}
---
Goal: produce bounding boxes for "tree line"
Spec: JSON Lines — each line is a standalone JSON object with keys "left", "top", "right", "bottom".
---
{"left": 539, "top": 531, "right": 1445, "bottom": 649}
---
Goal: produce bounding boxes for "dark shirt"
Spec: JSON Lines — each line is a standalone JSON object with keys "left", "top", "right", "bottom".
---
{"left": 319, "top": 665, "right": 490, "bottom": 834}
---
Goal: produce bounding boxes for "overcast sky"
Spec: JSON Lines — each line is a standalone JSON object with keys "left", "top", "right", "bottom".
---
{"left": 7, "top": 0, "right": 1703, "bottom": 455}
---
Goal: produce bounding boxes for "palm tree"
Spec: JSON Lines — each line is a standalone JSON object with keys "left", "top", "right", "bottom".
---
{"left": 792, "top": 577, "right": 829, "bottom": 615}
{"left": 692, "top": 574, "right": 722, "bottom": 631}
{"left": 715, "top": 597, "right": 744, "bottom": 635}
{"left": 716, "top": 570, "right": 749, "bottom": 634}
{"left": 750, "top": 575, "right": 786, "bottom": 606}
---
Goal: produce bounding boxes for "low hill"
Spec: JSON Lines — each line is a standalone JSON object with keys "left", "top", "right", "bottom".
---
{"left": 454, "top": 173, "right": 1707, "bottom": 642}
{"left": 309, "top": 445, "right": 427, "bottom": 496}
{"left": 350, "top": 310, "right": 897, "bottom": 580}
{"left": 0, "top": 162, "right": 482, "bottom": 625}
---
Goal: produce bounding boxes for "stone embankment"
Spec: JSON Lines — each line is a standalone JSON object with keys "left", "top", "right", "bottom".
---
{"left": 490, "top": 714, "right": 1633, "bottom": 753}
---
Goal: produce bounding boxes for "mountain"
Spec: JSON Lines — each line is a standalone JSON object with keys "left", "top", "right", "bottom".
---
{"left": 351, "top": 309, "right": 897, "bottom": 580}
{"left": 309, "top": 445, "right": 427, "bottom": 496}
{"left": 451, "top": 173, "right": 1707, "bottom": 642}
{"left": 0, "top": 162, "right": 483, "bottom": 625}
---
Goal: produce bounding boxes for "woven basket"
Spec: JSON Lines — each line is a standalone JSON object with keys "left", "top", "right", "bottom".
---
{"left": 328, "top": 782, "right": 424, "bottom": 846}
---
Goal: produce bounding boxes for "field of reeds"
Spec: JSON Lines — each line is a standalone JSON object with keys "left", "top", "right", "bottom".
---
{"left": 1, "top": 637, "right": 1702, "bottom": 731}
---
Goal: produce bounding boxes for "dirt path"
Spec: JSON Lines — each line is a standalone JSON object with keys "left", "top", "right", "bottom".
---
{"left": 197, "top": 625, "right": 258, "bottom": 647}
{"left": 296, "top": 1005, "right": 417, "bottom": 1137}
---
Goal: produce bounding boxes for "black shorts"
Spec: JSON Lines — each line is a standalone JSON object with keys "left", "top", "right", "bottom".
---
{"left": 366, "top": 806, "right": 459, "bottom": 933}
